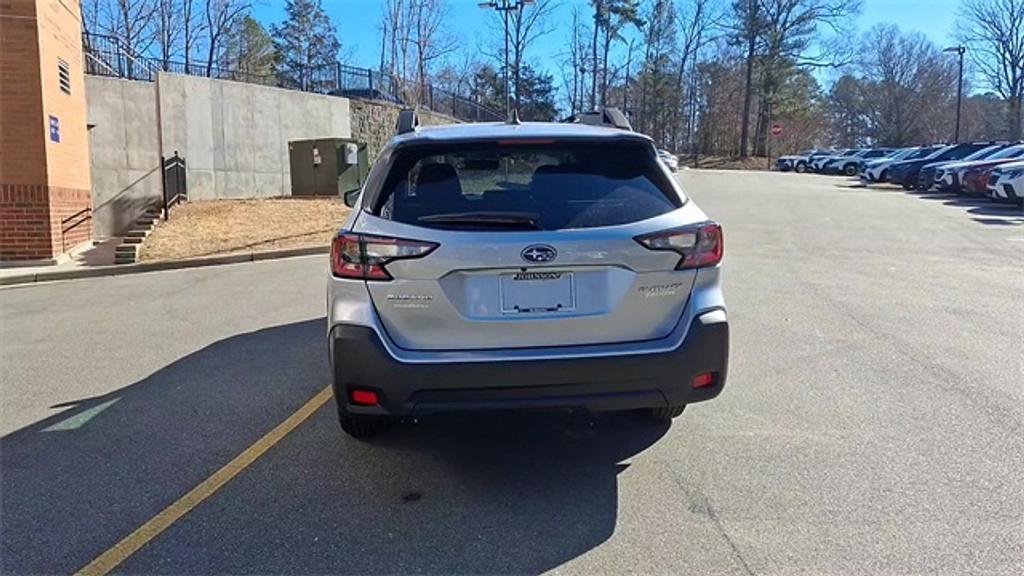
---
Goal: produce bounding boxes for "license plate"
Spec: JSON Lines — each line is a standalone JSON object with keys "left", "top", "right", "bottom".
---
{"left": 499, "top": 271, "right": 575, "bottom": 313}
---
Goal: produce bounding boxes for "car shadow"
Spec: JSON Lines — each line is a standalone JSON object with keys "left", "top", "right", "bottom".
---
{"left": 877, "top": 188, "right": 1024, "bottom": 225}
{"left": 0, "top": 318, "right": 668, "bottom": 575}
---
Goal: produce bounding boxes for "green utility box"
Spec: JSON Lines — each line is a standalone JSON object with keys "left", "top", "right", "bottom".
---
{"left": 288, "top": 138, "right": 369, "bottom": 197}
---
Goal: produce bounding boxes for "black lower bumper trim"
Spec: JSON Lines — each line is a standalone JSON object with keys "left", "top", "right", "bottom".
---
{"left": 330, "top": 313, "right": 729, "bottom": 418}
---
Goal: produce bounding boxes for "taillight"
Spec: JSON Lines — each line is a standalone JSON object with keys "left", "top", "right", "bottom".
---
{"left": 331, "top": 232, "right": 437, "bottom": 281}
{"left": 635, "top": 221, "right": 723, "bottom": 269}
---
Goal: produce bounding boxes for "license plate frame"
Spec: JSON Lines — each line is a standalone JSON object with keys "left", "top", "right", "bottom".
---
{"left": 499, "top": 270, "right": 575, "bottom": 313}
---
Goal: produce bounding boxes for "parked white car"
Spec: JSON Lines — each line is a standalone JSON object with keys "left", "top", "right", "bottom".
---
{"left": 810, "top": 149, "right": 860, "bottom": 172}
{"left": 986, "top": 160, "right": 1024, "bottom": 206}
{"left": 934, "top": 144, "right": 1024, "bottom": 193}
{"left": 776, "top": 149, "right": 827, "bottom": 173}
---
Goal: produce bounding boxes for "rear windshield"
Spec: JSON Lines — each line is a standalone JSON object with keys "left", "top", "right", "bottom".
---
{"left": 373, "top": 140, "right": 682, "bottom": 231}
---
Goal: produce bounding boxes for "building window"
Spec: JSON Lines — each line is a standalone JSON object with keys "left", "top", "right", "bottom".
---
{"left": 58, "top": 59, "right": 71, "bottom": 94}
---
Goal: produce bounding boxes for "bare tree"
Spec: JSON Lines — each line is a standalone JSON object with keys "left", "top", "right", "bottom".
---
{"left": 482, "top": 0, "right": 559, "bottom": 111}
{"left": 958, "top": 0, "right": 1024, "bottom": 138}
{"left": 81, "top": 0, "right": 103, "bottom": 35}
{"left": 382, "top": 0, "right": 408, "bottom": 76}
{"left": 100, "top": 0, "right": 158, "bottom": 58}
{"left": 637, "top": 0, "right": 676, "bottom": 138}
{"left": 752, "top": 0, "right": 861, "bottom": 154}
{"left": 585, "top": 0, "right": 641, "bottom": 109}
{"left": 182, "top": 0, "right": 206, "bottom": 73}
{"left": 204, "top": 0, "right": 252, "bottom": 76}
{"left": 858, "top": 24, "right": 957, "bottom": 146}
{"left": 728, "top": 0, "right": 764, "bottom": 158}
{"left": 406, "top": 0, "right": 457, "bottom": 103}
{"left": 676, "top": 0, "right": 719, "bottom": 151}
{"left": 560, "top": 6, "right": 592, "bottom": 114}
{"left": 154, "top": 0, "right": 184, "bottom": 70}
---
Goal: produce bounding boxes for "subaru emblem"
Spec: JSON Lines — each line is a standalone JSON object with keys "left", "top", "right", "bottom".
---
{"left": 521, "top": 244, "right": 557, "bottom": 263}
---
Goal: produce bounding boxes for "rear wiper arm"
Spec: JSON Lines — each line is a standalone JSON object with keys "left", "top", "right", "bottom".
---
{"left": 418, "top": 211, "right": 541, "bottom": 229}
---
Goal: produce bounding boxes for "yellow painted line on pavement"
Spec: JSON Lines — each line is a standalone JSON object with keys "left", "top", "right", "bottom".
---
{"left": 75, "top": 385, "right": 334, "bottom": 576}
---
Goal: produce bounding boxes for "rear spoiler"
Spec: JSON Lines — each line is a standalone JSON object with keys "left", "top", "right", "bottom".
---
{"left": 396, "top": 108, "right": 419, "bottom": 136}
{"left": 561, "top": 107, "right": 632, "bottom": 131}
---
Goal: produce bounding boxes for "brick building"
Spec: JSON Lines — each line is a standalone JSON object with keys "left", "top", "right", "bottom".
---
{"left": 0, "top": 0, "right": 92, "bottom": 263}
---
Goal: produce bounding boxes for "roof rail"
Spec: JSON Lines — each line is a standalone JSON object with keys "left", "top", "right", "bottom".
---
{"left": 561, "top": 107, "right": 632, "bottom": 131}
{"left": 396, "top": 108, "right": 419, "bottom": 135}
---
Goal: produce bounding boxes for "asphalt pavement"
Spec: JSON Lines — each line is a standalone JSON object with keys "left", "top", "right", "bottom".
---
{"left": 1, "top": 171, "right": 1021, "bottom": 575}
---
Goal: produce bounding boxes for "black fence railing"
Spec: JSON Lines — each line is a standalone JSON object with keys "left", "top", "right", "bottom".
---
{"left": 82, "top": 32, "right": 502, "bottom": 123}
{"left": 83, "top": 33, "right": 159, "bottom": 81}
{"left": 161, "top": 152, "right": 187, "bottom": 220}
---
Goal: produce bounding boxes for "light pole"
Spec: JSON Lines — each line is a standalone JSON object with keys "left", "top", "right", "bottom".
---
{"left": 944, "top": 45, "right": 966, "bottom": 142}
{"left": 478, "top": 0, "right": 534, "bottom": 117}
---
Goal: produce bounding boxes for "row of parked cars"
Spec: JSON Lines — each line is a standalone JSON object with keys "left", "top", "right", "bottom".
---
{"left": 776, "top": 142, "right": 1024, "bottom": 206}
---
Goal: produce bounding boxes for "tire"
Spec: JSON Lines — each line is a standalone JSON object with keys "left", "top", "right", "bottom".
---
{"left": 337, "top": 407, "right": 391, "bottom": 439}
{"left": 843, "top": 164, "right": 857, "bottom": 177}
{"left": 901, "top": 182, "right": 914, "bottom": 191}
{"left": 795, "top": 162, "right": 807, "bottom": 174}
{"left": 646, "top": 405, "right": 686, "bottom": 421}
{"left": 879, "top": 169, "right": 889, "bottom": 182}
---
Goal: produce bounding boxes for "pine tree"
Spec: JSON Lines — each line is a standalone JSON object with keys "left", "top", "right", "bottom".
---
{"left": 222, "top": 16, "right": 276, "bottom": 84}
{"left": 270, "top": 0, "right": 341, "bottom": 91}
{"left": 517, "top": 65, "right": 559, "bottom": 121}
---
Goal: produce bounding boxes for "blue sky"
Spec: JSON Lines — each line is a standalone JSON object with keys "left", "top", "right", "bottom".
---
{"left": 252, "top": 0, "right": 962, "bottom": 79}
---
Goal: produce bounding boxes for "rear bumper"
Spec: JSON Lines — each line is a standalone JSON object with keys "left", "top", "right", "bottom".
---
{"left": 330, "top": 311, "right": 729, "bottom": 418}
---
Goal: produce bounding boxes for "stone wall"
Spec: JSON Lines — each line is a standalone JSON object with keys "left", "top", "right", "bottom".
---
{"left": 349, "top": 99, "right": 460, "bottom": 162}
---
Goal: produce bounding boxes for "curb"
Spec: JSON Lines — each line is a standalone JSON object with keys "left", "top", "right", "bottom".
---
{"left": 0, "top": 245, "right": 329, "bottom": 287}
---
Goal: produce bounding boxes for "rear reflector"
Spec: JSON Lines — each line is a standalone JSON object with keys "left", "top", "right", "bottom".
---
{"left": 691, "top": 372, "right": 718, "bottom": 388}
{"left": 351, "top": 389, "right": 379, "bottom": 405}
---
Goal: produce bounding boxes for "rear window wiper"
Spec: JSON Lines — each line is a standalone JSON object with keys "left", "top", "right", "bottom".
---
{"left": 417, "top": 211, "right": 541, "bottom": 229}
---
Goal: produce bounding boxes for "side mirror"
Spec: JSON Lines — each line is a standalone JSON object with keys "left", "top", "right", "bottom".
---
{"left": 343, "top": 188, "right": 361, "bottom": 208}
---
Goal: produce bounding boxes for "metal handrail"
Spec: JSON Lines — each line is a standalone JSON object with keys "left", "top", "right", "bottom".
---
{"left": 60, "top": 207, "right": 92, "bottom": 252}
{"left": 161, "top": 153, "right": 187, "bottom": 220}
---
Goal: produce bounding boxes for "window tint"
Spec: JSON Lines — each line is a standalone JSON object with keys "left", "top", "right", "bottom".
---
{"left": 375, "top": 141, "right": 682, "bottom": 231}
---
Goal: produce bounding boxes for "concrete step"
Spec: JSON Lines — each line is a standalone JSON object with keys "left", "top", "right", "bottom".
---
{"left": 122, "top": 237, "right": 144, "bottom": 245}
{"left": 125, "top": 230, "right": 150, "bottom": 238}
{"left": 135, "top": 218, "right": 156, "bottom": 226}
{"left": 114, "top": 258, "right": 136, "bottom": 265}
{"left": 115, "top": 246, "right": 137, "bottom": 255}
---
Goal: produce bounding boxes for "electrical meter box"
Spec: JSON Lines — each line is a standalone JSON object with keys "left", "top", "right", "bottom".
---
{"left": 288, "top": 138, "right": 369, "bottom": 197}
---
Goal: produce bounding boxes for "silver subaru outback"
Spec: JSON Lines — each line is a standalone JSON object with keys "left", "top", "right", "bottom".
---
{"left": 327, "top": 109, "right": 728, "bottom": 438}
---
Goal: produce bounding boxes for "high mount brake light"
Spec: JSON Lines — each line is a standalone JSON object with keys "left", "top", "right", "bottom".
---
{"left": 331, "top": 233, "right": 438, "bottom": 281}
{"left": 635, "top": 221, "right": 723, "bottom": 269}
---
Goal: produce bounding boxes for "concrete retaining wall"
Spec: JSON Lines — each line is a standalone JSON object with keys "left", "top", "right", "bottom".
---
{"left": 157, "top": 73, "right": 351, "bottom": 201}
{"left": 86, "top": 73, "right": 352, "bottom": 235}
{"left": 86, "top": 76, "right": 162, "bottom": 238}
{"left": 85, "top": 73, "right": 464, "bottom": 236}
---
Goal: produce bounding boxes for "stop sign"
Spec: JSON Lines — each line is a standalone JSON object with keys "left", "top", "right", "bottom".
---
{"left": 771, "top": 123, "right": 783, "bottom": 136}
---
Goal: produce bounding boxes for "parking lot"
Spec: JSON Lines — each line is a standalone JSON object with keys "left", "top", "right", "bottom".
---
{"left": 1, "top": 170, "right": 1021, "bottom": 575}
